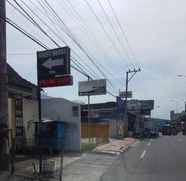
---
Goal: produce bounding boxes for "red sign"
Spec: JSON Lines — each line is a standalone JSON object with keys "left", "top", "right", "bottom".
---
{"left": 39, "top": 75, "right": 73, "bottom": 87}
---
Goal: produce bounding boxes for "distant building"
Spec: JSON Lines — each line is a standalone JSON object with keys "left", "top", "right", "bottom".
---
{"left": 81, "top": 99, "right": 154, "bottom": 138}
{"left": 170, "top": 110, "right": 175, "bottom": 121}
{"left": 145, "top": 118, "right": 170, "bottom": 130}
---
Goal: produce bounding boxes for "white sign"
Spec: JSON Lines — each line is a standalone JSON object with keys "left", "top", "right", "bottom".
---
{"left": 127, "top": 100, "right": 141, "bottom": 112}
{"left": 79, "top": 79, "right": 107, "bottom": 96}
{"left": 119, "top": 91, "right": 132, "bottom": 98}
{"left": 42, "top": 57, "right": 64, "bottom": 69}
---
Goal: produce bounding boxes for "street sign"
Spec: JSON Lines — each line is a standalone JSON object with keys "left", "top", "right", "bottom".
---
{"left": 37, "top": 47, "right": 73, "bottom": 87}
{"left": 119, "top": 91, "right": 132, "bottom": 98}
{"left": 79, "top": 79, "right": 107, "bottom": 96}
{"left": 116, "top": 96, "right": 124, "bottom": 113}
{"left": 140, "top": 100, "right": 154, "bottom": 110}
{"left": 127, "top": 100, "right": 141, "bottom": 113}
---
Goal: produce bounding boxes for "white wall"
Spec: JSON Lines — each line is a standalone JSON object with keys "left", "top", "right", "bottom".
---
{"left": 23, "top": 98, "right": 39, "bottom": 146}
{"left": 41, "top": 98, "right": 81, "bottom": 152}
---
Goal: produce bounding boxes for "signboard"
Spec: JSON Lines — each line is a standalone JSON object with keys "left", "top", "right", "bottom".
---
{"left": 140, "top": 100, "right": 154, "bottom": 110}
{"left": 79, "top": 79, "right": 107, "bottom": 96}
{"left": 119, "top": 91, "right": 132, "bottom": 98}
{"left": 127, "top": 100, "right": 141, "bottom": 113}
{"left": 37, "top": 47, "right": 73, "bottom": 87}
{"left": 116, "top": 96, "right": 124, "bottom": 113}
{"left": 15, "top": 98, "right": 24, "bottom": 137}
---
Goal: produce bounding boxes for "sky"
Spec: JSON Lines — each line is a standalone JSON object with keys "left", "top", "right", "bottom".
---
{"left": 5, "top": 0, "right": 186, "bottom": 119}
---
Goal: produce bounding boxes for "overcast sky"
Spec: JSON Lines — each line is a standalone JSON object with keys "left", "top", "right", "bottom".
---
{"left": 6, "top": 0, "right": 186, "bottom": 119}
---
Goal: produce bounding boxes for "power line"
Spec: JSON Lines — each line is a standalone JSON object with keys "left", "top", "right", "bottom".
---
{"left": 61, "top": 0, "right": 116, "bottom": 77}
{"left": 41, "top": 0, "right": 115, "bottom": 89}
{"left": 106, "top": 0, "right": 139, "bottom": 68}
{"left": 35, "top": 0, "right": 100, "bottom": 77}
{"left": 96, "top": 0, "right": 133, "bottom": 67}
{"left": 2, "top": 16, "right": 91, "bottom": 80}
{"left": 83, "top": 0, "right": 132, "bottom": 69}
{"left": 18, "top": 0, "right": 98, "bottom": 78}
{"left": 6, "top": 1, "right": 117, "bottom": 95}
{"left": 7, "top": 17, "right": 116, "bottom": 97}
{"left": 6, "top": 17, "right": 49, "bottom": 50}
{"left": 8, "top": 0, "right": 99, "bottom": 79}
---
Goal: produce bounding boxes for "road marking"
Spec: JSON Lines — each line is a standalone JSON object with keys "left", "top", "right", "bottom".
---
{"left": 132, "top": 141, "right": 140, "bottom": 147}
{"left": 147, "top": 142, "right": 151, "bottom": 146}
{"left": 140, "top": 150, "right": 146, "bottom": 159}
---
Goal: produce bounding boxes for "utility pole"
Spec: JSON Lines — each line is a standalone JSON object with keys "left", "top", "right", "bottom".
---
{"left": 0, "top": 0, "right": 9, "bottom": 171}
{"left": 87, "top": 76, "right": 91, "bottom": 143}
{"left": 123, "top": 68, "right": 141, "bottom": 137}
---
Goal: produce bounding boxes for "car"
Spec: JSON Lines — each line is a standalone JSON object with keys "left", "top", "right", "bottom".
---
{"left": 150, "top": 129, "right": 159, "bottom": 138}
{"left": 142, "top": 129, "right": 151, "bottom": 138}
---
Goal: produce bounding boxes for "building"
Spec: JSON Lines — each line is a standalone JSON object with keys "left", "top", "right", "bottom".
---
{"left": 7, "top": 64, "right": 38, "bottom": 150}
{"left": 145, "top": 118, "right": 170, "bottom": 130}
{"left": 41, "top": 97, "right": 81, "bottom": 152}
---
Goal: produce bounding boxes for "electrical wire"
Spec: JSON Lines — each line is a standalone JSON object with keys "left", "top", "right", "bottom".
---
{"left": 96, "top": 0, "right": 133, "bottom": 66}
{"left": 6, "top": 0, "right": 117, "bottom": 96}
{"left": 83, "top": 0, "right": 132, "bottom": 69}
{"left": 60, "top": 0, "right": 116, "bottom": 77}
{"left": 3, "top": 16, "right": 90, "bottom": 80}
{"left": 41, "top": 0, "right": 116, "bottom": 89}
{"left": 35, "top": 0, "right": 99, "bottom": 77}
{"left": 106, "top": 0, "right": 140, "bottom": 68}
{"left": 8, "top": 0, "right": 99, "bottom": 79}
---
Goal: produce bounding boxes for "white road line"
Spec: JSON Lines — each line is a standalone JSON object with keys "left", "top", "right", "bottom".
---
{"left": 147, "top": 142, "right": 151, "bottom": 146}
{"left": 132, "top": 141, "right": 140, "bottom": 147}
{"left": 140, "top": 150, "right": 146, "bottom": 159}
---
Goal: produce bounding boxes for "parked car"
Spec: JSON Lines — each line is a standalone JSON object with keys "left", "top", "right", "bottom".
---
{"left": 142, "top": 129, "right": 151, "bottom": 138}
{"left": 150, "top": 129, "right": 159, "bottom": 138}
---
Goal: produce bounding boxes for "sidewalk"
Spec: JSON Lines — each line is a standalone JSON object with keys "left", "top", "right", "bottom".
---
{"left": 0, "top": 138, "right": 137, "bottom": 181}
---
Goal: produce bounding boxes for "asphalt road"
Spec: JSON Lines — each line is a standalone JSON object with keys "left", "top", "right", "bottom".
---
{"left": 101, "top": 133, "right": 186, "bottom": 181}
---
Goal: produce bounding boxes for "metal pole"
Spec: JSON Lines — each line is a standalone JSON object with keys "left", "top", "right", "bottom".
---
{"left": 87, "top": 76, "right": 90, "bottom": 143}
{"left": 37, "top": 87, "right": 42, "bottom": 174}
{"left": 124, "top": 71, "right": 129, "bottom": 137}
{"left": 0, "top": 0, "right": 9, "bottom": 171}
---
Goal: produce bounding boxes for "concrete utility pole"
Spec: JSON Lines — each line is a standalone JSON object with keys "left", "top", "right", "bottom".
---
{"left": 87, "top": 76, "right": 91, "bottom": 143}
{"left": 0, "top": 0, "right": 9, "bottom": 171}
{"left": 124, "top": 68, "right": 141, "bottom": 137}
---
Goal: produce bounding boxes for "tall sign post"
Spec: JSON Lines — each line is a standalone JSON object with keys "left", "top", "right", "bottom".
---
{"left": 0, "top": 0, "right": 9, "bottom": 171}
{"left": 37, "top": 47, "right": 72, "bottom": 177}
{"left": 79, "top": 79, "right": 107, "bottom": 142}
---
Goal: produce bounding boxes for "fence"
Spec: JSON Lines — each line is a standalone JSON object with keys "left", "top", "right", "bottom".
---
{"left": 81, "top": 123, "right": 109, "bottom": 144}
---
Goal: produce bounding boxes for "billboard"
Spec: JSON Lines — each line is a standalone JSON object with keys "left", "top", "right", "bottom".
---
{"left": 37, "top": 47, "right": 73, "bottom": 87}
{"left": 119, "top": 91, "right": 132, "bottom": 98}
{"left": 140, "top": 100, "right": 154, "bottom": 110}
{"left": 127, "top": 100, "right": 154, "bottom": 115}
{"left": 79, "top": 79, "right": 107, "bottom": 96}
{"left": 127, "top": 100, "right": 141, "bottom": 113}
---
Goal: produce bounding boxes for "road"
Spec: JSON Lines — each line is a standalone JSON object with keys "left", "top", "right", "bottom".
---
{"left": 101, "top": 134, "right": 186, "bottom": 181}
